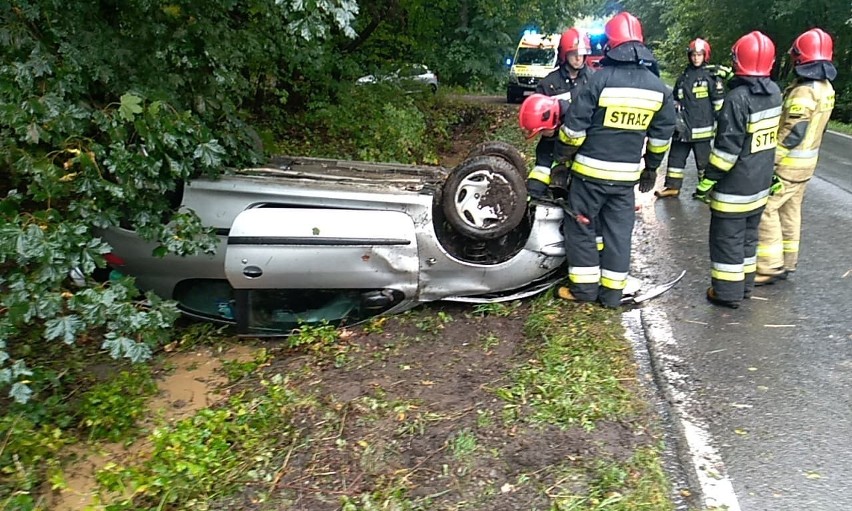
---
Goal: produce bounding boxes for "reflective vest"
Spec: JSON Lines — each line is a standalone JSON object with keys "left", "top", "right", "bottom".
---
{"left": 705, "top": 77, "right": 782, "bottom": 216}
{"left": 774, "top": 79, "right": 835, "bottom": 181}
{"left": 557, "top": 63, "right": 676, "bottom": 185}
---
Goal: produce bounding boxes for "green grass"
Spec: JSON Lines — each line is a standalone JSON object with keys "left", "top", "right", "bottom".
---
{"left": 495, "top": 295, "right": 646, "bottom": 431}
{"left": 548, "top": 445, "right": 673, "bottom": 511}
{"left": 828, "top": 119, "right": 852, "bottom": 135}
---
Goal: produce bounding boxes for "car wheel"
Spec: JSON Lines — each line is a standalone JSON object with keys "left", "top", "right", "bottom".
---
{"left": 430, "top": 83, "right": 438, "bottom": 94}
{"left": 442, "top": 155, "right": 527, "bottom": 240}
{"left": 464, "top": 140, "right": 526, "bottom": 178}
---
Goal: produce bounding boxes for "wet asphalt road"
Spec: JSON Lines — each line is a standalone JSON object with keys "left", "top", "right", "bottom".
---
{"left": 633, "top": 131, "right": 852, "bottom": 510}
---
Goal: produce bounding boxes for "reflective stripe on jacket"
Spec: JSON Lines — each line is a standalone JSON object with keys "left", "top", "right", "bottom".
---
{"left": 557, "top": 63, "right": 676, "bottom": 185}
{"left": 774, "top": 79, "right": 835, "bottom": 181}
{"left": 674, "top": 65, "right": 725, "bottom": 142}
{"left": 705, "top": 77, "right": 782, "bottom": 217}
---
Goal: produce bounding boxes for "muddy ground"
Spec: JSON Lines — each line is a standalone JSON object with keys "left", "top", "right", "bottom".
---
{"left": 217, "top": 302, "right": 654, "bottom": 510}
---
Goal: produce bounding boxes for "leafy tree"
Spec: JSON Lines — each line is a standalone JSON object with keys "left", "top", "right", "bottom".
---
{"left": 348, "top": 0, "right": 599, "bottom": 89}
{"left": 620, "top": 0, "right": 851, "bottom": 117}
{"left": 0, "top": 0, "right": 358, "bottom": 402}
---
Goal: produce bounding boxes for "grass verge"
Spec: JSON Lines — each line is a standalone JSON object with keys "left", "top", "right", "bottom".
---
{"left": 828, "top": 119, "right": 852, "bottom": 136}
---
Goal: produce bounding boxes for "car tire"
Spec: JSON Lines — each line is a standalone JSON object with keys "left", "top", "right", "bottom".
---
{"left": 464, "top": 140, "right": 526, "bottom": 178}
{"left": 442, "top": 155, "right": 527, "bottom": 240}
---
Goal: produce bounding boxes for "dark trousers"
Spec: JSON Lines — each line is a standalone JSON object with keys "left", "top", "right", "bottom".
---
{"left": 564, "top": 178, "right": 635, "bottom": 307}
{"left": 664, "top": 139, "right": 711, "bottom": 189}
{"left": 709, "top": 211, "right": 762, "bottom": 302}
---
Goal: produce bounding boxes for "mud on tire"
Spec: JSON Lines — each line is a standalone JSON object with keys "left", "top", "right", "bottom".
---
{"left": 441, "top": 155, "right": 527, "bottom": 240}
{"left": 464, "top": 140, "right": 527, "bottom": 178}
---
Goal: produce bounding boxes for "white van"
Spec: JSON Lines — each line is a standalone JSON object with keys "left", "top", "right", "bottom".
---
{"left": 506, "top": 33, "right": 560, "bottom": 103}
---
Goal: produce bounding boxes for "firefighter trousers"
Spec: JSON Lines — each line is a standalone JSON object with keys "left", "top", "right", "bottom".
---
{"left": 564, "top": 178, "right": 634, "bottom": 307}
{"left": 709, "top": 210, "right": 762, "bottom": 302}
{"left": 664, "top": 139, "right": 711, "bottom": 189}
{"left": 756, "top": 177, "right": 808, "bottom": 274}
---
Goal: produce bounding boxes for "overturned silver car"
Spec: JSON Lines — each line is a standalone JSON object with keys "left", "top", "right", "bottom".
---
{"left": 100, "top": 142, "right": 570, "bottom": 335}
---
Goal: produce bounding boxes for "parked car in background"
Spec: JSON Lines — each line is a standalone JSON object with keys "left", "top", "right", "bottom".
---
{"left": 356, "top": 64, "right": 439, "bottom": 93}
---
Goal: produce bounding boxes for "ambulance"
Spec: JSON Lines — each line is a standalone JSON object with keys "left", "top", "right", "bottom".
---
{"left": 506, "top": 33, "right": 560, "bottom": 103}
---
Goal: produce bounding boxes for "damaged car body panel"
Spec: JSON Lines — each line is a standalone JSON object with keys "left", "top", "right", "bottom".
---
{"left": 99, "top": 144, "right": 568, "bottom": 335}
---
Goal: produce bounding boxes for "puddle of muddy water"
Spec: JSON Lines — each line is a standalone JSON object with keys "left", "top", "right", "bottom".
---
{"left": 46, "top": 344, "right": 256, "bottom": 511}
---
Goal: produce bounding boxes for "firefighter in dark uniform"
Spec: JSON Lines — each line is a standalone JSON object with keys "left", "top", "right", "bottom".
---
{"left": 655, "top": 38, "right": 725, "bottom": 198}
{"left": 548, "top": 12, "right": 676, "bottom": 308}
{"left": 693, "top": 31, "right": 782, "bottom": 308}
{"left": 755, "top": 28, "right": 836, "bottom": 285}
{"left": 526, "top": 27, "right": 595, "bottom": 196}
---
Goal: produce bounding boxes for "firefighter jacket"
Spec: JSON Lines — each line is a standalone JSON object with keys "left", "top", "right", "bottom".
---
{"left": 705, "top": 77, "right": 782, "bottom": 217}
{"left": 555, "top": 43, "right": 676, "bottom": 186}
{"left": 774, "top": 62, "right": 836, "bottom": 182}
{"left": 673, "top": 64, "right": 725, "bottom": 142}
{"left": 536, "top": 64, "right": 594, "bottom": 103}
{"left": 528, "top": 67, "right": 594, "bottom": 185}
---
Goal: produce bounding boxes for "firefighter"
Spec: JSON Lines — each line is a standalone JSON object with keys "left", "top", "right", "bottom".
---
{"left": 655, "top": 38, "right": 725, "bottom": 198}
{"left": 755, "top": 28, "right": 836, "bottom": 285}
{"left": 550, "top": 12, "right": 676, "bottom": 308}
{"left": 693, "top": 31, "right": 782, "bottom": 308}
{"left": 527, "top": 27, "right": 595, "bottom": 195}
{"left": 519, "top": 93, "right": 565, "bottom": 144}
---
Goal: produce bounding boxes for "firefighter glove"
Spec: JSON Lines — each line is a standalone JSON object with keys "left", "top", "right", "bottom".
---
{"left": 550, "top": 164, "right": 571, "bottom": 190}
{"left": 692, "top": 178, "right": 717, "bottom": 204}
{"left": 769, "top": 174, "right": 784, "bottom": 196}
{"left": 526, "top": 177, "right": 549, "bottom": 200}
{"left": 638, "top": 168, "right": 656, "bottom": 193}
{"left": 553, "top": 141, "right": 577, "bottom": 165}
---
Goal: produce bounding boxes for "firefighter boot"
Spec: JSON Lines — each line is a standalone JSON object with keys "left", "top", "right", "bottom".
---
{"left": 755, "top": 269, "right": 788, "bottom": 286}
{"left": 654, "top": 188, "right": 680, "bottom": 198}
{"left": 706, "top": 287, "right": 740, "bottom": 309}
{"left": 556, "top": 286, "right": 596, "bottom": 304}
{"left": 556, "top": 286, "right": 579, "bottom": 301}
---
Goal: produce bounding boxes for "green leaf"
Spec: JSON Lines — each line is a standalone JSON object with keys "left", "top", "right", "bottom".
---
{"left": 44, "top": 315, "right": 84, "bottom": 344}
{"left": 9, "top": 382, "right": 34, "bottom": 404}
{"left": 193, "top": 139, "right": 225, "bottom": 168}
{"left": 119, "top": 93, "right": 144, "bottom": 122}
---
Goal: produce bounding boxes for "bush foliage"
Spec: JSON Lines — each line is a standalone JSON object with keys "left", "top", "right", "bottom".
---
{"left": 0, "top": 0, "right": 359, "bottom": 402}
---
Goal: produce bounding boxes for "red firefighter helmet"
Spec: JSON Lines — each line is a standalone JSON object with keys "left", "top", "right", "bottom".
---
{"left": 731, "top": 31, "right": 776, "bottom": 77}
{"left": 559, "top": 27, "right": 592, "bottom": 62}
{"left": 790, "top": 28, "right": 833, "bottom": 65}
{"left": 604, "top": 12, "right": 644, "bottom": 50}
{"left": 518, "top": 94, "right": 561, "bottom": 139}
{"left": 688, "top": 38, "right": 711, "bottom": 62}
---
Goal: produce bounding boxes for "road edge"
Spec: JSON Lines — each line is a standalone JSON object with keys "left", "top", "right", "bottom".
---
{"left": 636, "top": 307, "right": 743, "bottom": 511}
{"left": 622, "top": 309, "right": 693, "bottom": 510}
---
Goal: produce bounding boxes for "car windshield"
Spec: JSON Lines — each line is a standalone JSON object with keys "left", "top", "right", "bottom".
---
{"left": 514, "top": 48, "right": 556, "bottom": 66}
{"left": 398, "top": 65, "right": 426, "bottom": 77}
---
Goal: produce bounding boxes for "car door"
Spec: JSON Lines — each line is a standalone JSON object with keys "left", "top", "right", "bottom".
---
{"left": 223, "top": 207, "right": 419, "bottom": 333}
